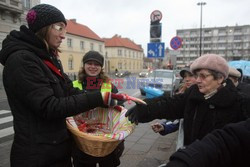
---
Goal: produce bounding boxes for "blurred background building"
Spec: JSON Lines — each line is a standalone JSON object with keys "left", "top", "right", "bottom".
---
{"left": 0, "top": 0, "right": 40, "bottom": 88}
{"left": 176, "top": 25, "right": 250, "bottom": 67}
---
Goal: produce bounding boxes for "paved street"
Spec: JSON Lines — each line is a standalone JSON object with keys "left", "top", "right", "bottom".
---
{"left": 0, "top": 76, "right": 178, "bottom": 167}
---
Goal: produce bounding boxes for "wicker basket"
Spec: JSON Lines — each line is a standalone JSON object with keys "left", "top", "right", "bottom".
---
{"left": 66, "top": 107, "right": 134, "bottom": 157}
{"left": 66, "top": 121, "right": 121, "bottom": 157}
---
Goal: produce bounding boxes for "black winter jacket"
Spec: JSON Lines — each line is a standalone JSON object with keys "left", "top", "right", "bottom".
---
{"left": 167, "top": 118, "right": 250, "bottom": 167}
{"left": 0, "top": 26, "right": 105, "bottom": 167}
{"left": 137, "top": 79, "right": 246, "bottom": 145}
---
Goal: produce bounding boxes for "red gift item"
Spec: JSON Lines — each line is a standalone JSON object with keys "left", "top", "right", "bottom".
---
{"left": 111, "top": 93, "right": 147, "bottom": 105}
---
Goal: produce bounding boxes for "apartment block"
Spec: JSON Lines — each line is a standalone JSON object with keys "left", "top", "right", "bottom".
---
{"left": 176, "top": 25, "right": 250, "bottom": 67}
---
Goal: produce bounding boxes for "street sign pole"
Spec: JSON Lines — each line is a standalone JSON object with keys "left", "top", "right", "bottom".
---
{"left": 149, "top": 10, "right": 163, "bottom": 69}
{"left": 169, "top": 36, "right": 183, "bottom": 97}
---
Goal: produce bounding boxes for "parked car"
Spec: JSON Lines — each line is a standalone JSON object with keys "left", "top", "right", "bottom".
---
{"left": 138, "top": 70, "right": 149, "bottom": 78}
{"left": 138, "top": 69, "right": 179, "bottom": 96}
{"left": 115, "top": 70, "right": 131, "bottom": 77}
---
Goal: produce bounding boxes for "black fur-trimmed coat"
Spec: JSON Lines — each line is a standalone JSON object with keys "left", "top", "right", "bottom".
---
{"left": 137, "top": 79, "right": 246, "bottom": 145}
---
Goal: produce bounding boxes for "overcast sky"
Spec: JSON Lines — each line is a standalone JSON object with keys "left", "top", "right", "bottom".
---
{"left": 41, "top": 0, "right": 250, "bottom": 53}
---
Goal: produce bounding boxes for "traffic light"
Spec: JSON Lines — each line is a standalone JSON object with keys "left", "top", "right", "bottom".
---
{"left": 150, "top": 21, "right": 162, "bottom": 42}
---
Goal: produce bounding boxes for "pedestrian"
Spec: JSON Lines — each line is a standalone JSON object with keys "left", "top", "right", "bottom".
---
{"left": 0, "top": 4, "right": 114, "bottom": 167}
{"left": 126, "top": 54, "right": 246, "bottom": 147}
{"left": 228, "top": 67, "right": 250, "bottom": 118}
{"left": 228, "top": 67, "right": 250, "bottom": 95}
{"left": 72, "top": 51, "right": 124, "bottom": 167}
{"left": 165, "top": 118, "right": 250, "bottom": 167}
{"left": 151, "top": 66, "right": 196, "bottom": 167}
{"left": 151, "top": 67, "right": 196, "bottom": 135}
{"left": 176, "top": 67, "right": 197, "bottom": 94}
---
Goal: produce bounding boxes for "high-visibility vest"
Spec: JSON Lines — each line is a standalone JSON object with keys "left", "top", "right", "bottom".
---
{"left": 72, "top": 80, "right": 112, "bottom": 92}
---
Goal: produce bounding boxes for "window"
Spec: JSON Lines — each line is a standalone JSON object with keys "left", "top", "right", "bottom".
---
{"left": 22, "top": 0, "right": 30, "bottom": 9}
{"left": 234, "top": 28, "right": 242, "bottom": 33}
{"left": 204, "top": 30, "right": 212, "bottom": 34}
{"left": 190, "top": 31, "right": 197, "bottom": 35}
{"left": 204, "top": 37, "right": 211, "bottom": 41}
{"left": 68, "top": 55, "right": 73, "bottom": 70}
{"left": 190, "top": 38, "right": 197, "bottom": 41}
{"left": 124, "top": 61, "right": 127, "bottom": 69}
{"left": 118, "top": 62, "right": 122, "bottom": 69}
{"left": 118, "top": 49, "right": 122, "bottom": 56}
{"left": 10, "top": 0, "right": 19, "bottom": 6}
{"left": 67, "top": 38, "right": 72, "bottom": 48}
{"left": 99, "top": 45, "right": 102, "bottom": 52}
{"left": 90, "top": 43, "right": 94, "bottom": 50}
{"left": 235, "top": 43, "right": 242, "bottom": 47}
{"left": 80, "top": 41, "right": 84, "bottom": 50}
{"left": 219, "top": 29, "right": 226, "bottom": 34}
{"left": 234, "top": 36, "right": 242, "bottom": 40}
{"left": 218, "top": 37, "right": 225, "bottom": 41}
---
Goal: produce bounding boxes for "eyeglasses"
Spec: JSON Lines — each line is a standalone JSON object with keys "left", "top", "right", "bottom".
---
{"left": 52, "top": 24, "right": 67, "bottom": 34}
{"left": 194, "top": 73, "right": 212, "bottom": 80}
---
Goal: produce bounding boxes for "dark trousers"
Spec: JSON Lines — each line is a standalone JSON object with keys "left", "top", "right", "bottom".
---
{"left": 72, "top": 141, "right": 124, "bottom": 167}
{"left": 49, "top": 157, "right": 72, "bottom": 167}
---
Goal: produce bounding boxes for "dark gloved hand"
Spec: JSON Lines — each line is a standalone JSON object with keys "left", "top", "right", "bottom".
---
{"left": 125, "top": 102, "right": 148, "bottom": 125}
{"left": 125, "top": 105, "right": 139, "bottom": 125}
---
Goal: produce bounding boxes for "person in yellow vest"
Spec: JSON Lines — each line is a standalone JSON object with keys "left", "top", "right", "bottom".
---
{"left": 72, "top": 51, "right": 125, "bottom": 167}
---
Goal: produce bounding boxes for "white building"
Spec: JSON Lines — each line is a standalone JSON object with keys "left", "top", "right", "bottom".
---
{"left": 176, "top": 25, "right": 250, "bottom": 67}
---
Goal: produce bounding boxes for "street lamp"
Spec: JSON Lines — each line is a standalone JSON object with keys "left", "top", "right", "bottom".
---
{"left": 197, "top": 2, "right": 206, "bottom": 57}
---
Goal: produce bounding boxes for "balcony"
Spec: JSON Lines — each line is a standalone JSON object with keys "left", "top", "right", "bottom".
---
{"left": 0, "top": 0, "right": 23, "bottom": 14}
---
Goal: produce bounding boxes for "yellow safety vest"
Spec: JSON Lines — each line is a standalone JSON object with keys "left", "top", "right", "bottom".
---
{"left": 72, "top": 80, "right": 112, "bottom": 92}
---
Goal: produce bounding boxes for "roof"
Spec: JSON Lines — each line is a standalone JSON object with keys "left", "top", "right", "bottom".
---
{"left": 103, "top": 35, "right": 143, "bottom": 52}
{"left": 66, "top": 19, "right": 104, "bottom": 42}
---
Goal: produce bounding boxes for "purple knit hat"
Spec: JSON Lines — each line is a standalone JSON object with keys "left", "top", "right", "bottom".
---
{"left": 26, "top": 4, "right": 66, "bottom": 33}
{"left": 190, "top": 54, "right": 229, "bottom": 78}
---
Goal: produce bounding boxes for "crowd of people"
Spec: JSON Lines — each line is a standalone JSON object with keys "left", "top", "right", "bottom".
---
{"left": 0, "top": 3, "right": 249, "bottom": 167}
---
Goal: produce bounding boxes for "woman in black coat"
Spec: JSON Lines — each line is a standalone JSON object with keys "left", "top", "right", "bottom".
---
{"left": 126, "top": 54, "right": 246, "bottom": 146}
{"left": 0, "top": 4, "right": 112, "bottom": 167}
{"left": 166, "top": 118, "right": 250, "bottom": 167}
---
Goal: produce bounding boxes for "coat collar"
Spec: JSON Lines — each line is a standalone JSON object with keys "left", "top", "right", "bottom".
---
{"left": 189, "top": 80, "right": 238, "bottom": 107}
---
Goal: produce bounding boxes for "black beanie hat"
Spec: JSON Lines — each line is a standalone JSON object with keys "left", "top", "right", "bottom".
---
{"left": 26, "top": 4, "right": 67, "bottom": 33}
{"left": 179, "top": 67, "right": 193, "bottom": 78}
{"left": 83, "top": 51, "right": 104, "bottom": 67}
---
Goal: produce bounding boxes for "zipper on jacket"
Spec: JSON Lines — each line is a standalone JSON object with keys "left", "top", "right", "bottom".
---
{"left": 190, "top": 106, "right": 198, "bottom": 141}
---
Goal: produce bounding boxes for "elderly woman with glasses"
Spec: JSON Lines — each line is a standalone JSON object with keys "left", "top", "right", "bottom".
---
{"left": 126, "top": 54, "right": 246, "bottom": 147}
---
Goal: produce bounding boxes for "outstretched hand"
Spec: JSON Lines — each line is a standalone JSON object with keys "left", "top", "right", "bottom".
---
{"left": 151, "top": 122, "right": 164, "bottom": 133}
{"left": 125, "top": 105, "right": 139, "bottom": 125}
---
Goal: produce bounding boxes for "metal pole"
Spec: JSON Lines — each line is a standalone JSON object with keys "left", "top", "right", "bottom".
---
{"left": 197, "top": 2, "right": 206, "bottom": 57}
